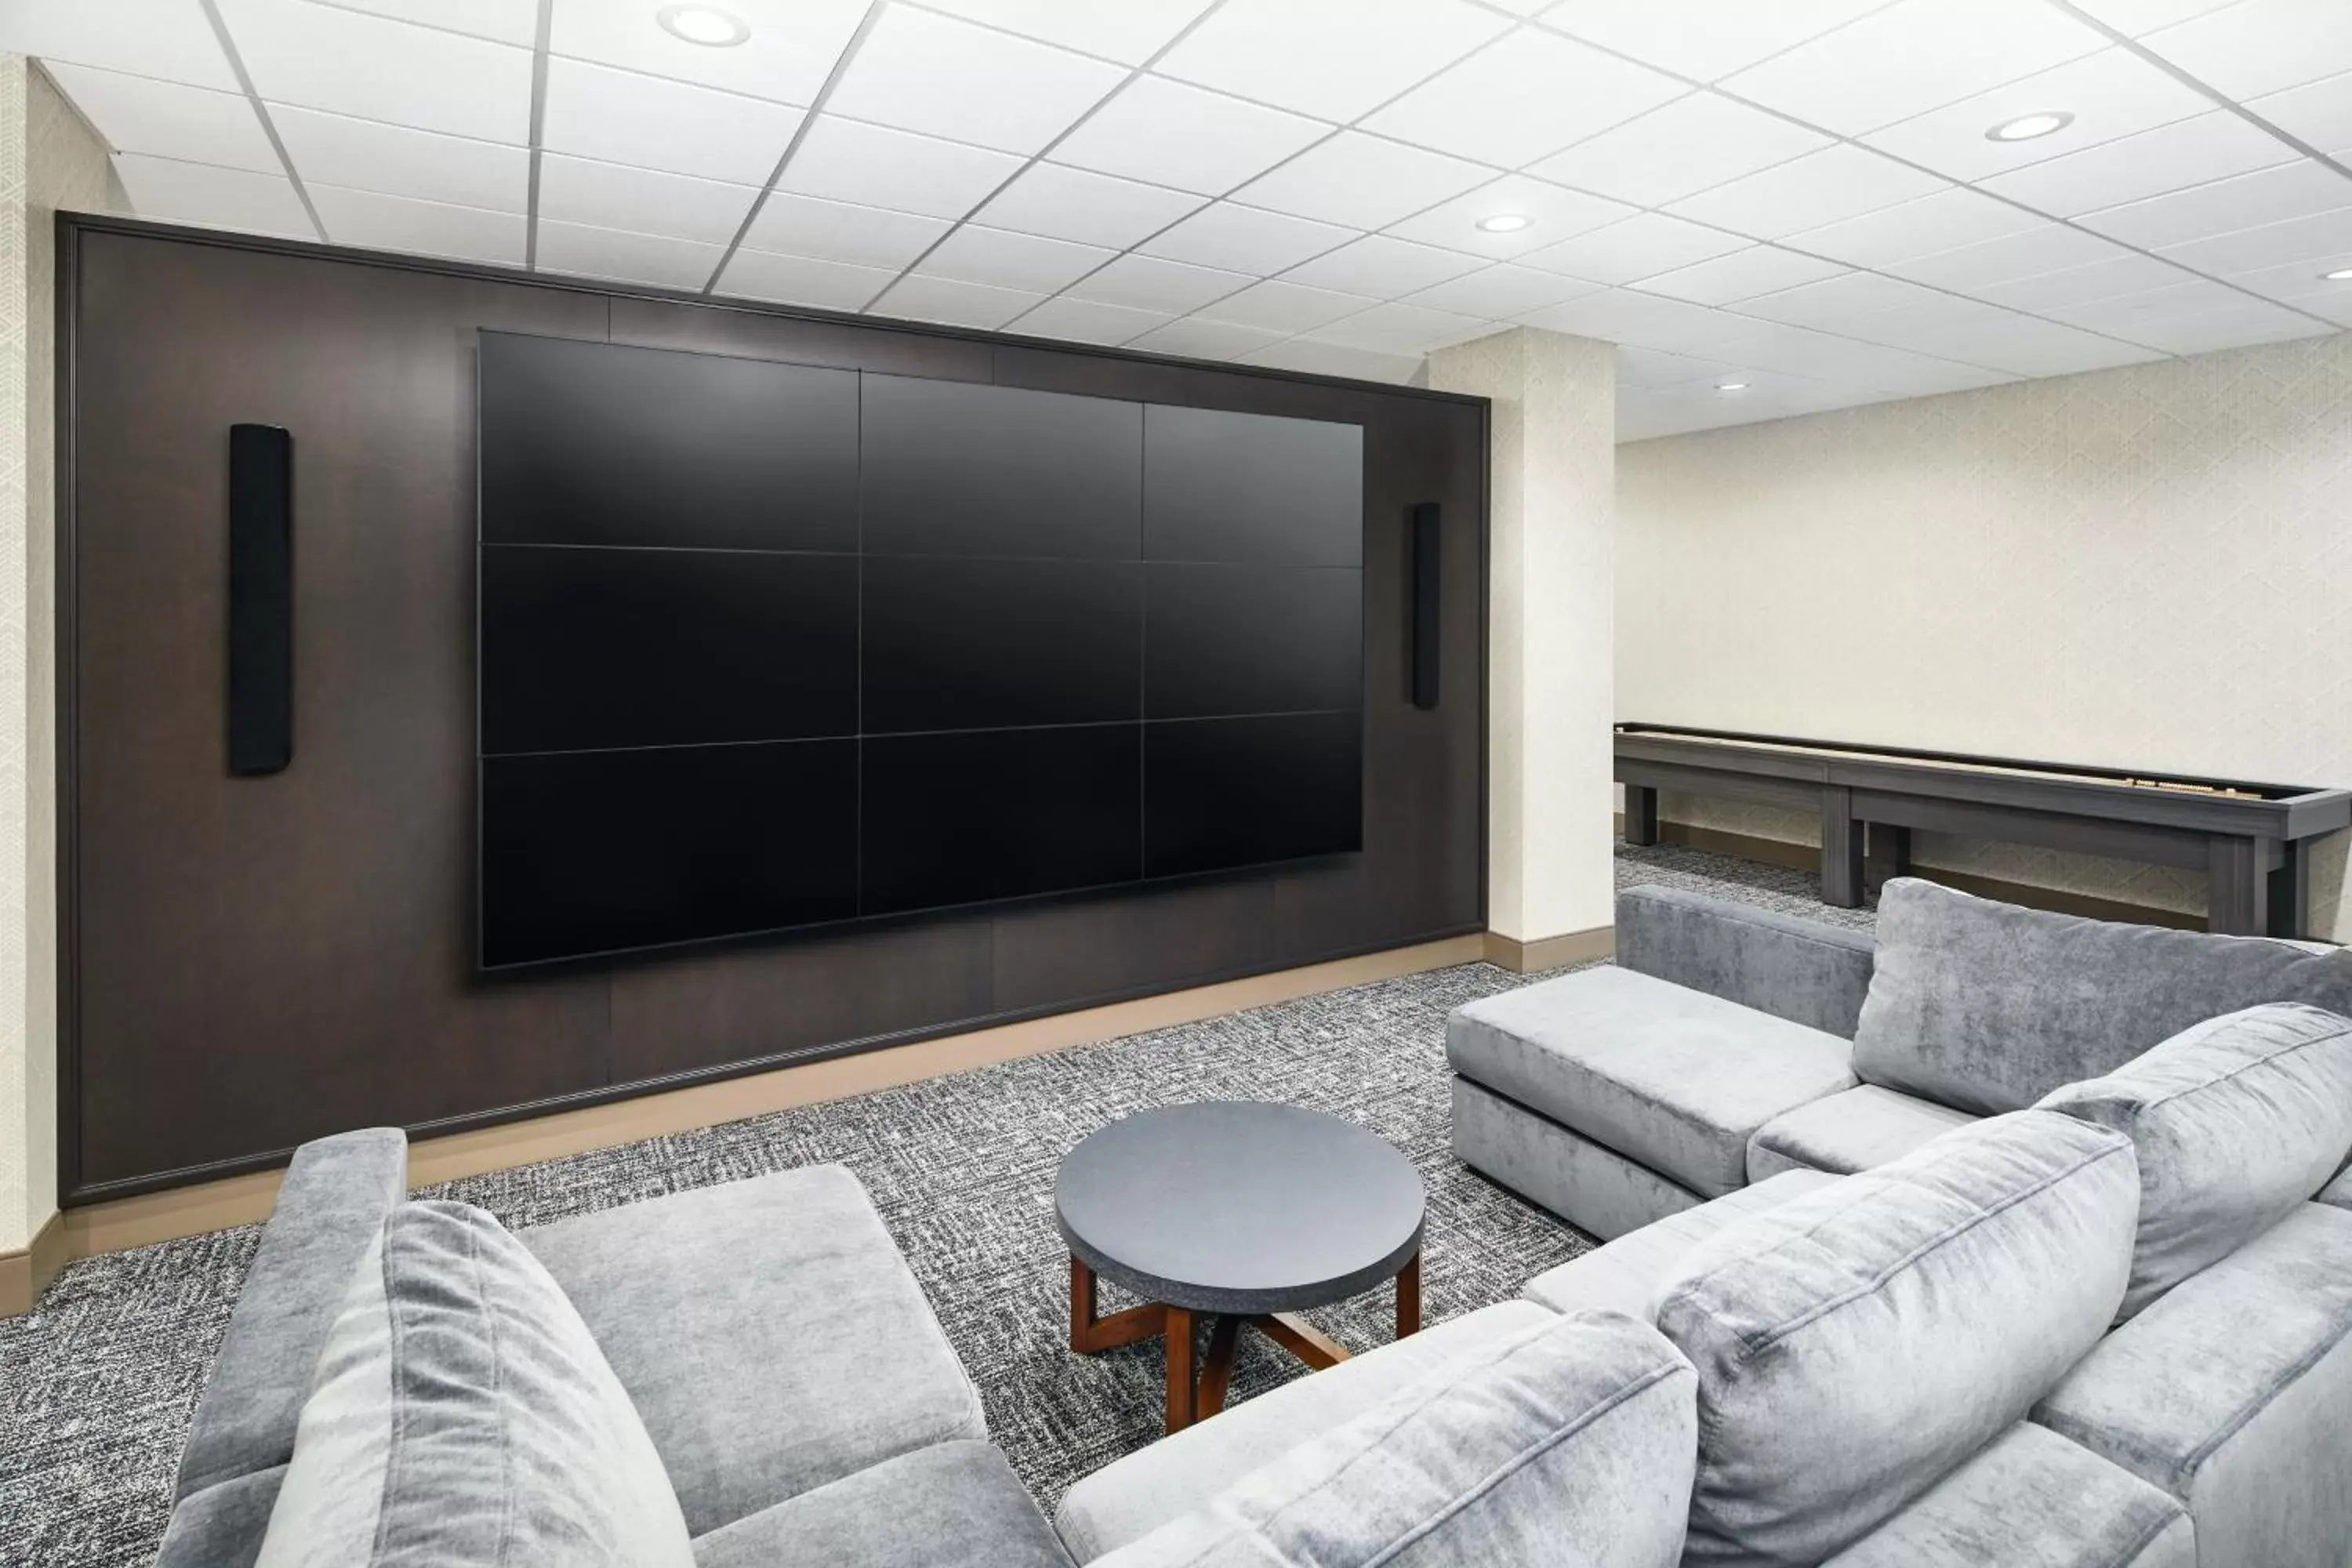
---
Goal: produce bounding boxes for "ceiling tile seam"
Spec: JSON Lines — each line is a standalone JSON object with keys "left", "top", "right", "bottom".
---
{"left": 884, "top": 0, "right": 1181, "bottom": 74}
{"left": 524, "top": 0, "right": 553, "bottom": 270}
{"left": 699, "top": 0, "right": 893, "bottom": 298}
{"left": 299, "top": 0, "right": 533, "bottom": 53}
{"left": 195, "top": 0, "right": 326, "bottom": 241}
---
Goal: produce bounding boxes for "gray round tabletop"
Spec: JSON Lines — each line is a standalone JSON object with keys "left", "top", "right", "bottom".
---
{"left": 1054, "top": 1101, "right": 1426, "bottom": 1316}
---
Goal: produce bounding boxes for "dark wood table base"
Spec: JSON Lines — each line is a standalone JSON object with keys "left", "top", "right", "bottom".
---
{"left": 1069, "top": 1253, "right": 1422, "bottom": 1434}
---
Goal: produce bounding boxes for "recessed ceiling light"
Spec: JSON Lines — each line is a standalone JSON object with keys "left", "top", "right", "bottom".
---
{"left": 1716, "top": 381, "right": 1749, "bottom": 393}
{"left": 657, "top": 3, "right": 750, "bottom": 45}
{"left": 2323, "top": 265, "right": 2352, "bottom": 281}
{"left": 1986, "top": 111, "right": 2074, "bottom": 143}
{"left": 1475, "top": 213, "right": 1533, "bottom": 234}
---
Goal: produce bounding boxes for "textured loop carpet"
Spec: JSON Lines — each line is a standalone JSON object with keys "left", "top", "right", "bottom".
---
{"left": 0, "top": 844, "right": 1867, "bottom": 1565}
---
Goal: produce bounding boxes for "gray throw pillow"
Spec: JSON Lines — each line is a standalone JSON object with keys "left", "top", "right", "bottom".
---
{"left": 1853, "top": 878, "right": 2352, "bottom": 1116}
{"left": 2039, "top": 1002, "right": 2352, "bottom": 1320}
{"left": 1653, "top": 1110, "right": 2140, "bottom": 1568}
{"left": 255, "top": 1200, "right": 694, "bottom": 1568}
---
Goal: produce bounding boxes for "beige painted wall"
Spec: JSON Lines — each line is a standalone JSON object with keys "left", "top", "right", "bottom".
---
{"left": 1618, "top": 330, "right": 2352, "bottom": 939}
{"left": 0, "top": 60, "right": 111, "bottom": 1256}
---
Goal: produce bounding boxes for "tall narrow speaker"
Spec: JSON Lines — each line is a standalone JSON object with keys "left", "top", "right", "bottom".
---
{"left": 1409, "top": 501, "right": 1440, "bottom": 709}
{"left": 228, "top": 423, "right": 293, "bottom": 775}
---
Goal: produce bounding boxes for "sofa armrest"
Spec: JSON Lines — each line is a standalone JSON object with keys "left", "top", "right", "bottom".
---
{"left": 1616, "top": 886, "right": 1875, "bottom": 1039}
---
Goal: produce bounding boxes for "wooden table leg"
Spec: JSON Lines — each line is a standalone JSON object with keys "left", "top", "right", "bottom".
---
{"left": 1258, "top": 1312, "right": 1350, "bottom": 1371}
{"left": 1195, "top": 1316, "right": 1240, "bottom": 1420}
{"left": 1396, "top": 1251, "right": 1421, "bottom": 1338}
{"left": 1069, "top": 1255, "right": 1165, "bottom": 1354}
{"left": 1164, "top": 1305, "right": 1196, "bottom": 1433}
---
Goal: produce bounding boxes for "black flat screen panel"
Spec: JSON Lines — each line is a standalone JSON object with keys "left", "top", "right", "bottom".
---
{"left": 862, "top": 557, "right": 1141, "bottom": 735}
{"left": 1144, "top": 713, "right": 1363, "bottom": 878}
{"left": 481, "top": 546, "right": 858, "bottom": 754}
{"left": 1146, "top": 563, "right": 1362, "bottom": 720}
{"left": 482, "top": 740, "right": 858, "bottom": 966}
{"left": 227, "top": 422, "right": 293, "bottom": 775}
{"left": 479, "top": 332, "right": 858, "bottom": 551}
{"left": 1144, "top": 405, "right": 1362, "bottom": 566}
{"left": 862, "top": 725, "right": 1142, "bottom": 915}
{"left": 860, "top": 376, "right": 1142, "bottom": 560}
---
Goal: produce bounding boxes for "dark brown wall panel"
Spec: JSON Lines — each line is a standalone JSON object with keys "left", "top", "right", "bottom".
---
{"left": 60, "top": 218, "right": 1488, "bottom": 1200}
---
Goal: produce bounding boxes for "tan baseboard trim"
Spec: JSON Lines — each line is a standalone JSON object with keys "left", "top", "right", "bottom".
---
{"left": 62, "top": 932, "right": 1488, "bottom": 1260}
{"left": 1483, "top": 924, "right": 1613, "bottom": 973}
{"left": 0, "top": 1209, "right": 66, "bottom": 1318}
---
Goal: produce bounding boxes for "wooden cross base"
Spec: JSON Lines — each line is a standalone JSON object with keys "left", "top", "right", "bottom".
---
{"left": 1069, "top": 1252, "right": 1422, "bottom": 1434}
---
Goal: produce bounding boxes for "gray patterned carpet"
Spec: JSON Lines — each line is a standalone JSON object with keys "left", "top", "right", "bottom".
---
{"left": 0, "top": 843, "right": 1868, "bottom": 1566}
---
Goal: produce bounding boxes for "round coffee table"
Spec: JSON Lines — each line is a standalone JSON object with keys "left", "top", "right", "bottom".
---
{"left": 1055, "top": 1101, "right": 1426, "bottom": 1433}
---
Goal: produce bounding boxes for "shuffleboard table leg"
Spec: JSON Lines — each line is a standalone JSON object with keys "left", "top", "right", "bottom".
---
{"left": 1820, "top": 786, "right": 1864, "bottom": 909}
{"left": 1624, "top": 785, "right": 1660, "bottom": 847}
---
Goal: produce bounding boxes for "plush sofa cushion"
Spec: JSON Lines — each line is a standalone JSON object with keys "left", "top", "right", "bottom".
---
{"left": 1820, "top": 1423, "right": 2192, "bottom": 1568}
{"left": 1451, "top": 1076, "right": 1707, "bottom": 1240}
{"left": 1054, "top": 1300, "right": 1555, "bottom": 1563}
{"left": 2039, "top": 1002, "right": 2352, "bottom": 1319}
{"left": 255, "top": 1200, "right": 694, "bottom": 1568}
{"left": 1522, "top": 1170, "right": 1840, "bottom": 1318}
{"left": 2034, "top": 1201, "right": 2352, "bottom": 1568}
{"left": 2323, "top": 1161, "right": 2352, "bottom": 1210}
{"left": 1083, "top": 1311, "right": 1697, "bottom": 1568}
{"left": 1448, "top": 964, "right": 1855, "bottom": 1199}
{"left": 1616, "top": 885, "right": 1878, "bottom": 1039}
{"left": 1853, "top": 878, "right": 2352, "bottom": 1116}
{"left": 154, "top": 1468, "right": 285, "bottom": 1568}
{"left": 1654, "top": 1110, "right": 2140, "bottom": 1567}
{"left": 1747, "top": 1085, "right": 1980, "bottom": 1183}
{"left": 522, "top": 1163, "right": 985, "bottom": 1536}
{"left": 691, "top": 1443, "right": 1070, "bottom": 1568}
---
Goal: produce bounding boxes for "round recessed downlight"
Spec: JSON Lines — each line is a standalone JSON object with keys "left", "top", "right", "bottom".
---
{"left": 1716, "top": 380, "right": 1750, "bottom": 392}
{"left": 2324, "top": 265, "right": 2352, "bottom": 281}
{"left": 1986, "top": 111, "right": 2074, "bottom": 142}
{"left": 657, "top": 3, "right": 750, "bottom": 45}
{"left": 1475, "top": 212, "right": 1534, "bottom": 234}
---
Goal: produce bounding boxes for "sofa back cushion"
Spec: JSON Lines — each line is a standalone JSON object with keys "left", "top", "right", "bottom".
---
{"left": 2039, "top": 1002, "right": 2352, "bottom": 1319}
{"left": 254, "top": 1200, "right": 693, "bottom": 1568}
{"left": 1089, "top": 1310, "right": 1698, "bottom": 1568}
{"left": 1653, "top": 1110, "right": 2140, "bottom": 1568}
{"left": 1852, "top": 879, "right": 2352, "bottom": 1116}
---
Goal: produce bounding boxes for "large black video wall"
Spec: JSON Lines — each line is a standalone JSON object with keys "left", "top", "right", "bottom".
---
{"left": 477, "top": 332, "right": 1365, "bottom": 968}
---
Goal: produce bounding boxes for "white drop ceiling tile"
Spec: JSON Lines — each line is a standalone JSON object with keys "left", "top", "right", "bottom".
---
{"left": 1051, "top": 77, "right": 1329, "bottom": 196}
{"left": 1280, "top": 234, "right": 1486, "bottom": 297}
{"left": 871, "top": 274, "right": 1049, "bottom": 330}
{"left": 1889, "top": 223, "right": 2137, "bottom": 292}
{"left": 2226, "top": 260, "right": 2352, "bottom": 313}
{"left": 111, "top": 151, "right": 314, "bottom": 238}
{"left": 916, "top": 224, "right": 1116, "bottom": 293}
{"left": 1142, "top": 203, "right": 1356, "bottom": 276}
{"left": 1885, "top": 312, "right": 2167, "bottom": 377}
{"left": 271, "top": 105, "right": 528, "bottom": 212}
{"left": 1156, "top": 0, "right": 1512, "bottom": 124}
{"left": 1860, "top": 48, "right": 2211, "bottom": 184}
{"left": 2078, "top": 162, "right": 2352, "bottom": 252}
{"left": 1129, "top": 317, "right": 1291, "bottom": 361}
{"left": 306, "top": 183, "right": 524, "bottom": 263}
{"left": 550, "top": 0, "right": 866, "bottom": 105}
{"left": 1231, "top": 132, "right": 1493, "bottom": 232}
{"left": 1537, "top": 0, "right": 1889, "bottom": 84}
{"left": 1406, "top": 263, "right": 1597, "bottom": 318}
{"left": 779, "top": 117, "right": 1023, "bottom": 220}
{"left": 1518, "top": 212, "right": 1753, "bottom": 285}
{"left": 1616, "top": 346, "right": 1740, "bottom": 388}
{"left": 1667, "top": 145, "right": 1947, "bottom": 241}
{"left": 537, "top": 154, "right": 760, "bottom": 245}
{"left": 216, "top": 0, "right": 531, "bottom": 143}
{"left": 1736, "top": 270, "right": 1956, "bottom": 328}
{"left": 982, "top": 165, "right": 1204, "bottom": 249}
{"left": 1198, "top": 279, "right": 1381, "bottom": 332}
{"left": 2140, "top": 0, "right": 2352, "bottom": 101}
{"left": 1526, "top": 93, "right": 1832, "bottom": 210}
{"left": 2076, "top": 289, "right": 2335, "bottom": 354}
{"left": 916, "top": 0, "right": 1217, "bottom": 64}
{"left": 2065, "top": 0, "right": 2241, "bottom": 36}
{"left": 1978, "top": 113, "right": 2294, "bottom": 216}
{"left": 1782, "top": 187, "right": 2045, "bottom": 268}
{"left": 1009, "top": 296, "right": 1177, "bottom": 346}
{"left": 1707, "top": 320, "right": 1965, "bottom": 379}
{"left": 1632, "top": 246, "right": 1846, "bottom": 307}
{"left": 1720, "top": 0, "right": 2107, "bottom": 136}
{"left": 826, "top": 7, "right": 1124, "bottom": 156}
{"left": 1065, "top": 252, "right": 1251, "bottom": 314}
{"left": 1858, "top": 357, "right": 2020, "bottom": 396}
{"left": 1973, "top": 252, "right": 2201, "bottom": 313}
{"left": 1518, "top": 288, "right": 1742, "bottom": 352}
{"left": 717, "top": 248, "right": 897, "bottom": 312}
{"left": 2158, "top": 205, "right": 2352, "bottom": 275}
{"left": 44, "top": 64, "right": 277, "bottom": 174}
{"left": 321, "top": 0, "right": 537, "bottom": 45}
{"left": 1240, "top": 338, "right": 1425, "bottom": 384}
{"left": 2040, "top": 276, "right": 2252, "bottom": 333}
{"left": 1362, "top": 27, "right": 1685, "bottom": 170}
{"left": 1382, "top": 175, "right": 1634, "bottom": 260}
{"left": 0, "top": 0, "right": 239, "bottom": 90}
{"left": 534, "top": 219, "right": 724, "bottom": 290}
{"left": 1307, "top": 301, "right": 1490, "bottom": 354}
{"left": 2248, "top": 73, "right": 2352, "bottom": 160}
{"left": 742, "top": 192, "right": 951, "bottom": 270}
{"left": 544, "top": 59, "right": 804, "bottom": 186}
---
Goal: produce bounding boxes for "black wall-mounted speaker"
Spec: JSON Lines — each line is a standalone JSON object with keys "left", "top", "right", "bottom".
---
{"left": 227, "top": 423, "right": 292, "bottom": 775}
{"left": 1409, "top": 502, "right": 1440, "bottom": 710}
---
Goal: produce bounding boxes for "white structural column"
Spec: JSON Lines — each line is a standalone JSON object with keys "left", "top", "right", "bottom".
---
{"left": 1425, "top": 327, "right": 1617, "bottom": 961}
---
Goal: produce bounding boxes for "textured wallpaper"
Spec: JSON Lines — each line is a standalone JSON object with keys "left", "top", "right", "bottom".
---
{"left": 1619, "top": 330, "right": 2352, "bottom": 941}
